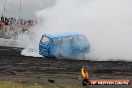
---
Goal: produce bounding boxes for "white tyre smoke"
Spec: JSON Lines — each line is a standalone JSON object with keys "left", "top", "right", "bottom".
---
{"left": 22, "top": 0, "right": 132, "bottom": 61}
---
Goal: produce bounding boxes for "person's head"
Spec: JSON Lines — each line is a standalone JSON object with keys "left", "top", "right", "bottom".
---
{"left": 83, "top": 69, "right": 87, "bottom": 73}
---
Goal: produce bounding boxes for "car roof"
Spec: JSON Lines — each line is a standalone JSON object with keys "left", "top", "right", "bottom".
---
{"left": 44, "top": 32, "right": 83, "bottom": 38}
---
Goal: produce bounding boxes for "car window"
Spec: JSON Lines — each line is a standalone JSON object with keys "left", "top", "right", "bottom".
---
{"left": 62, "top": 37, "right": 72, "bottom": 45}
{"left": 52, "top": 38, "right": 62, "bottom": 45}
{"left": 72, "top": 35, "right": 88, "bottom": 46}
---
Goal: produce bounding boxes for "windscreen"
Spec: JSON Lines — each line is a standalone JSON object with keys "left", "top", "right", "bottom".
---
{"left": 41, "top": 36, "right": 49, "bottom": 45}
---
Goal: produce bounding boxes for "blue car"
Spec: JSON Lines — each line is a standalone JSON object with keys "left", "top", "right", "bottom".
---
{"left": 39, "top": 32, "right": 90, "bottom": 59}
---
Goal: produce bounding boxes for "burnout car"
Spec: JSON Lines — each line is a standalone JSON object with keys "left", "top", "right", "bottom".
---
{"left": 39, "top": 32, "right": 90, "bottom": 59}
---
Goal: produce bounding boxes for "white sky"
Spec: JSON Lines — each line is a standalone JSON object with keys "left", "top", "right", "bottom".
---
{"left": 0, "top": 0, "right": 56, "bottom": 19}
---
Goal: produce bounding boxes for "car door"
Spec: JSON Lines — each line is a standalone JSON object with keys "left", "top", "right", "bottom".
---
{"left": 61, "top": 37, "right": 73, "bottom": 57}
{"left": 49, "top": 38, "right": 62, "bottom": 57}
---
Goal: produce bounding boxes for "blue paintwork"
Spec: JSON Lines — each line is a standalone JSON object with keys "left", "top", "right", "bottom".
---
{"left": 39, "top": 32, "right": 90, "bottom": 58}
{"left": 44, "top": 32, "right": 80, "bottom": 38}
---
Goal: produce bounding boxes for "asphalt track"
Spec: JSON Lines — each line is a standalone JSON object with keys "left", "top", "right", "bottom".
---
{"left": 0, "top": 46, "right": 132, "bottom": 88}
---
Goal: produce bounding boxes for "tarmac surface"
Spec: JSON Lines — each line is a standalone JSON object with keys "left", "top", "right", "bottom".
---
{"left": 0, "top": 46, "right": 132, "bottom": 88}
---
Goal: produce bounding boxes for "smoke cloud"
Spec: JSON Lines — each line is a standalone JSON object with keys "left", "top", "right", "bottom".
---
{"left": 22, "top": 0, "right": 132, "bottom": 61}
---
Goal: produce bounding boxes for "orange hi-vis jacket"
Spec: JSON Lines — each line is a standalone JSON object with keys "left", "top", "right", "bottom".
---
{"left": 81, "top": 67, "right": 89, "bottom": 78}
